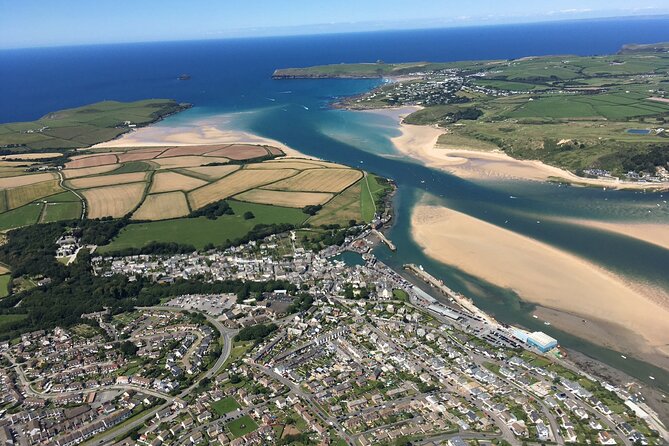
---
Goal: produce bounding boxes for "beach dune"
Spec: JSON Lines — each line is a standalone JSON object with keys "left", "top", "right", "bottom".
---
{"left": 411, "top": 204, "right": 669, "bottom": 369}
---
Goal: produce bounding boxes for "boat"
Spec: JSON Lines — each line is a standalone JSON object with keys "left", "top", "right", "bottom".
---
{"left": 544, "top": 321, "right": 551, "bottom": 326}
{"left": 302, "top": 105, "right": 309, "bottom": 110}
{"left": 649, "top": 376, "right": 655, "bottom": 380}
{"left": 177, "top": 74, "right": 191, "bottom": 80}
{"left": 509, "top": 195, "right": 517, "bottom": 199}
{"left": 621, "top": 355, "right": 627, "bottom": 359}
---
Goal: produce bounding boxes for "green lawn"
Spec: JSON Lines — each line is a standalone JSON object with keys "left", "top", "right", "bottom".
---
{"left": 0, "top": 275, "right": 11, "bottom": 298}
{"left": 227, "top": 415, "right": 258, "bottom": 438}
{"left": 0, "top": 203, "right": 43, "bottom": 231}
{"left": 212, "top": 397, "right": 241, "bottom": 416}
{"left": 100, "top": 201, "right": 308, "bottom": 252}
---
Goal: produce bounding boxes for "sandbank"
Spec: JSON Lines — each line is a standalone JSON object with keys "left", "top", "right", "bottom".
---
{"left": 411, "top": 204, "right": 669, "bottom": 369}
{"left": 552, "top": 218, "right": 669, "bottom": 252}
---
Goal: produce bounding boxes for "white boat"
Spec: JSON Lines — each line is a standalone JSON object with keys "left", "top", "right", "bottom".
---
{"left": 621, "top": 355, "right": 627, "bottom": 359}
{"left": 649, "top": 376, "right": 655, "bottom": 380}
{"left": 509, "top": 195, "right": 517, "bottom": 199}
{"left": 302, "top": 105, "right": 309, "bottom": 110}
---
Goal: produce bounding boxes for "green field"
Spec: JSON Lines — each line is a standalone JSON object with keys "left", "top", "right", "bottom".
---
{"left": 111, "top": 161, "right": 152, "bottom": 174}
{"left": 0, "top": 203, "right": 43, "bottom": 231}
{"left": 227, "top": 415, "right": 258, "bottom": 438}
{"left": 41, "top": 201, "right": 82, "bottom": 223}
{"left": 211, "top": 397, "right": 241, "bottom": 416}
{"left": 0, "top": 275, "right": 10, "bottom": 298}
{"left": 0, "top": 99, "right": 188, "bottom": 151}
{"left": 100, "top": 201, "right": 308, "bottom": 252}
{"left": 473, "top": 79, "right": 541, "bottom": 91}
{"left": 360, "top": 174, "right": 389, "bottom": 222}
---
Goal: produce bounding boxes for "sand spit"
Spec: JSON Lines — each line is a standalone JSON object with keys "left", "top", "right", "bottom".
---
{"left": 411, "top": 204, "right": 669, "bottom": 368}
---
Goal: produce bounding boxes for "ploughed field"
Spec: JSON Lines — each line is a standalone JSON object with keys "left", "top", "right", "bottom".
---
{"left": 0, "top": 143, "right": 385, "bottom": 241}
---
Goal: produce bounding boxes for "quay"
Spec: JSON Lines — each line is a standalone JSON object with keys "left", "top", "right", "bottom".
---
{"left": 403, "top": 263, "right": 496, "bottom": 326}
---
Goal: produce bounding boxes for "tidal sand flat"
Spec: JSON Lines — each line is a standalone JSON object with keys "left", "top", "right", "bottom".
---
{"left": 93, "top": 114, "right": 308, "bottom": 158}
{"left": 411, "top": 203, "right": 669, "bottom": 370}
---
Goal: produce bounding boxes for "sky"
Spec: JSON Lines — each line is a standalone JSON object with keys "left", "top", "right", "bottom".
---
{"left": 1, "top": 0, "right": 669, "bottom": 49}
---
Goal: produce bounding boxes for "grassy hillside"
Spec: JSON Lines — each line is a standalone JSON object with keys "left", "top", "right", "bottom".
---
{"left": 0, "top": 99, "right": 189, "bottom": 152}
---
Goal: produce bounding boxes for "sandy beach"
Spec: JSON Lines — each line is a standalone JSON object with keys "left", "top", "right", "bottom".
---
{"left": 93, "top": 114, "right": 310, "bottom": 159}
{"left": 368, "top": 107, "right": 669, "bottom": 191}
{"left": 411, "top": 204, "right": 669, "bottom": 369}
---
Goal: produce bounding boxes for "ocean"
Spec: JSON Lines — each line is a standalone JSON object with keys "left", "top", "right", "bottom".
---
{"left": 1, "top": 16, "right": 669, "bottom": 388}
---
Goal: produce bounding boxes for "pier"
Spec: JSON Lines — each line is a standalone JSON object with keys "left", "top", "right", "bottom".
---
{"left": 372, "top": 229, "right": 396, "bottom": 251}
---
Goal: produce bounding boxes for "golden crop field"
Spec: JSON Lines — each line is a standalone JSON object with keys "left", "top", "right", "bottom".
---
{"left": 268, "top": 168, "right": 362, "bottom": 193}
{"left": 308, "top": 181, "right": 362, "bottom": 226}
{"left": 67, "top": 172, "right": 147, "bottom": 189}
{"left": 153, "top": 155, "right": 230, "bottom": 169}
{"left": 156, "top": 145, "right": 226, "bottom": 158}
{"left": 149, "top": 171, "right": 208, "bottom": 193}
{"left": 235, "top": 189, "right": 334, "bottom": 208}
{"left": 0, "top": 172, "right": 57, "bottom": 189}
{"left": 82, "top": 183, "right": 146, "bottom": 218}
{"left": 117, "top": 149, "right": 163, "bottom": 163}
{"left": 180, "top": 165, "right": 239, "bottom": 181}
{"left": 62, "top": 165, "right": 120, "bottom": 179}
{"left": 272, "top": 158, "right": 348, "bottom": 169}
{"left": 132, "top": 191, "right": 190, "bottom": 220}
{"left": 1, "top": 152, "right": 63, "bottom": 160}
{"left": 188, "top": 168, "right": 297, "bottom": 210}
{"left": 6, "top": 180, "right": 63, "bottom": 210}
{"left": 66, "top": 153, "right": 118, "bottom": 168}
{"left": 204, "top": 144, "right": 270, "bottom": 160}
{"left": 246, "top": 161, "right": 324, "bottom": 170}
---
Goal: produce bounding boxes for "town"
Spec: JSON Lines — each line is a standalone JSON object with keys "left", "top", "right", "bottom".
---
{"left": 1, "top": 228, "right": 664, "bottom": 446}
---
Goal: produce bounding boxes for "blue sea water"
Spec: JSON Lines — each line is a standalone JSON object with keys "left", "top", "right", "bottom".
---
{"left": 1, "top": 17, "right": 669, "bottom": 387}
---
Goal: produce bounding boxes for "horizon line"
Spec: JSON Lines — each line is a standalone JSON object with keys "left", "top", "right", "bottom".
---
{"left": 2, "top": 13, "right": 669, "bottom": 51}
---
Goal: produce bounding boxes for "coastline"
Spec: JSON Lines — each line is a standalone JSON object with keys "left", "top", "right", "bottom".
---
{"left": 410, "top": 203, "right": 669, "bottom": 370}
{"left": 366, "top": 107, "right": 669, "bottom": 191}
{"left": 92, "top": 114, "right": 312, "bottom": 159}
